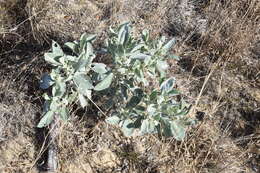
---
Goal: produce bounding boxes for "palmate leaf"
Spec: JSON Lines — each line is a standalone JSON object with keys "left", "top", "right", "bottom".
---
{"left": 94, "top": 73, "right": 113, "bottom": 91}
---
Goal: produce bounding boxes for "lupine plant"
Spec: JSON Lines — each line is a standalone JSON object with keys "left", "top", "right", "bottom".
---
{"left": 38, "top": 23, "right": 195, "bottom": 140}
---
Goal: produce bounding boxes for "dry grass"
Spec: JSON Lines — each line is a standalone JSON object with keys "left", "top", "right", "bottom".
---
{"left": 0, "top": 0, "right": 259, "bottom": 172}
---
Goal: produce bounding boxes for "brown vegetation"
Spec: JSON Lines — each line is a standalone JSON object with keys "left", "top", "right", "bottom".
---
{"left": 0, "top": 0, "right": 259, "bottom": 172}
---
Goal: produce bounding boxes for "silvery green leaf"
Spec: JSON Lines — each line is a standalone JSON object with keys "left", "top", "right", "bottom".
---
{"left": 52, "top": 41, "right": 63, "bottom": 56}
{"left": 94, "top": 73, "right": 113, "bottom": 91}
{"left": 86, "top": 42, "right": 94, "bottom": 57}
{"left": 169, "top": 54, "right": 180, "bottom": 60}
{"left": 106, "top": 115, "right": 121, "bottom": 125}
{"left": 65, "top": 42, "right": 78, "bottom": 54}
{"left": 92, "top": 63, "right": 107, "bottom": 74}
{"left": 37, "top": 111, "right": 54, "bottom": 128}
{"left": 73, "top": 73, "right": 94, "bottom": 93}
{"left": 86, "top": 34, "right": 96, "bottom": 42}
{"left": 142, "top": 29, "right": 149, "bottom": 42}
{"left": 85, "top": 89, "right": 92, "bottom": 99}
{"left": 157, "top": 95, "right": 165, "bottom": 105}
{"left": 52, "top": 80, "right": 66, "bottom": 97}
{"left": 161, "top": 118, "right": 173, "bottom": 137}
{"left": 43, "top": 93, "right": 51, "bottom": 101}
{"left": 60, "top": 107, "right": 69, "bottom": 121}
{"left": 73, "top": 52, "right": 87, "bottom": 71}
{"left": 175, "top": 109, "right": 189, "bottom": 118}
{"left": 130, "top": 53, "right": 151, "bottom": 60}
{"left": 131, "top": 44, "right": 145, "bottom": 53}
{"left": 162, "top": 38, "right": 176, "bottom": 52}
{"left": 144, "top": 55, "right": 152, "bottom": 66}
{"left": 157, "top": 36, "right": 166, "bottom": 48}
{"left": 68, "top": 91, "right": 78, "bottom": 103}
{"left": 118, "top": 23, "right": 129, "bottom": 45}
{"left": 147, "top": 104, "right": 156, "bottom": 116}
{"left": 117, "top": 68, "right": 127, "bottom": 74}
{"left": 168, "top": 89, "right": 180, "bottom": 96}
{"left": 121, "top": 119, "right": 135, "bottom": 137}
{"left": 156, "top": 60, "right": 169, "bottom": 74}
{"left": 44, "top": 53, "right": 62, "bottom": 66}
{"left": 140, "top": 119, "right": 156, "bottom": 135}
{"left": 160, "top": 78, "right": 175, "bottom": 93}
{"left": 170, "top": 120, "right": 186, "bottom": 140}
{"left": 118, "top": 30, "right": 127, "bottom": 45}
{"left": 78, "top": 94, "right": 88, "bottom": 108}
{"left": 109, "top": 26, "right": 116, "bottom": 34}
{"left": 65, "top": 55, "right": 77, "bottom": 62}
{"left": 40, "top": 73, "right": 54, "bottom": 89}
{"left": 50, "top": 100, "right": 59, "bottom": 110}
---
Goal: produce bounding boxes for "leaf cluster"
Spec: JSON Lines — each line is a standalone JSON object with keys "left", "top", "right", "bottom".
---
{"left": 38, "top": 23, "right": 196, "bottom": 140}
{"left": 38, "top": 34, "right": 113, "bottom": 127}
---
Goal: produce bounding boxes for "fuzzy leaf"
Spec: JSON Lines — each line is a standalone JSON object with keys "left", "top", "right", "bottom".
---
{"left": 60, "top": 107, "right": 69, "bottom": 121}
{"left": 140, "top": 119, "right": 156, "bottom": 135}
{"left": 78, "top": 94, "right": 88, "bottom": 108}
{"left": 160, "top": 78, "right": 175, "bottom": 93}
{"left": 156, "top": 60, "right": 169, "bottom": 74}
{"left": 52, "top": 41, "right": 63, "bottom": 56}
{"left": 73, "top": 73, "right": 94, "bottom": 93}
{"left": 170, "top": 120, "right": 186, "bottom": 140}
{"left": 52, "top": 80, "right": 66, "bottom": 97}
{"left": 92, "top": 63, "right": 107, "bottom": 74}
{"left": 169, "top": 54, "right": 180, "bottom": 61}
{"left": 162, "top": 38, "right": 176, "bottom": 52}
{"left": 44, "top": 53, "right": 62, "bottom": 66}
{"left": 106, "top": 115, "right": 121, "bottom": 125}
{"left": 37, "top": 111, "right": 54, "bottom": 128}
{"left": 94, "top": 73, "right": 113, "bottom": 91}
{"left": 130, "top": 53, "right": 151, "bottom": 60}
{"left": 65, "top": 42, "right": 78, "bottom": 53}
{"left": 73, "top": 52, "right": 90, "bottom": 72}
{"left": 121, "top": 119, "right": 135, "bottom": 137}
{"left": 118, "top": 23, "right": 129, "bottom": 45}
